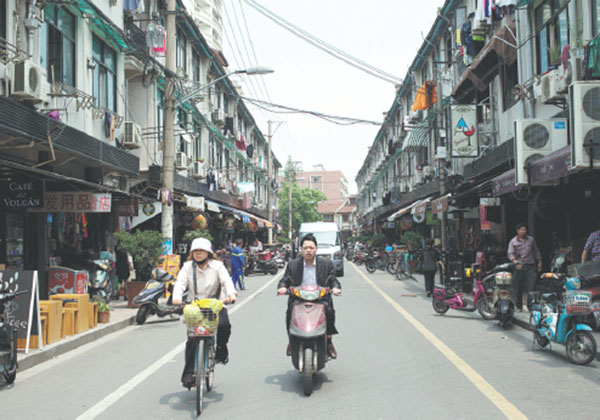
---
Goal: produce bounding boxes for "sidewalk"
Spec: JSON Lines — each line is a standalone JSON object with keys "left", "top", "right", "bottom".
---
{"left": 18, "top": 299, "right": 137, "bottom": 372}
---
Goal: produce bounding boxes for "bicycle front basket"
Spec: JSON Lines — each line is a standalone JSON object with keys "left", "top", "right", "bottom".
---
{"left": 184, "top": 299, "right": 223, "bottom": 337}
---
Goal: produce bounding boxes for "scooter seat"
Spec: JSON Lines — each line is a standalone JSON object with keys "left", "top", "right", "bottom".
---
{"left": 540, "top": 292, "right": 558, "bottom": 302}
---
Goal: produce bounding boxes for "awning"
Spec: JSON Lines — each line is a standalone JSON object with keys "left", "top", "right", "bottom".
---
{"left": 387, "top": 201, "right": 418, "bottom": 221}
{"left": 492, "top": 169, "right": 517, "bottom": 196}
{"left": 452, "top": 20, "right": 516, "bottom": 101}
{"left": 402, "top": 121, "right": 430, "bottom": 152}
{"left": 412, "top": 198, "right": 432, "bottom": 217}
{"left": 76, "top": 0, "right": 131, "bottom": 51}
{"left": 431, "top": 194, "right": 451, "bottom": 215}
{"left": 529, "top": 146, "right": 570, "bottom": 186}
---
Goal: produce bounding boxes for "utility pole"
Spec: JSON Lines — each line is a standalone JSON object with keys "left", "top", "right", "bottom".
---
{"left": 160, "top": 0, "right": 176, "bottom": 252}
{"left": 266, "top": 120, "right": 273, "bottom": 245}
{"left": 288, "top": 156, "right": 293, "bottom": 240}
{"left": 435, "top": 50, "right": 449, "bottom": 268}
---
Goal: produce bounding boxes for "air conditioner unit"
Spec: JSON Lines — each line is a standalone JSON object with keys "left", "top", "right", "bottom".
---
{"left": 514, "top": 118, "right": 568, "bottom": 185}
{"left": 540, "top": 69, "right": 564, "bottom": 103}
{"left": 122, "top": 121, "right": 142, "bottom": 149}
{"left": 175, "top": 152, "right": 188, "bottom": 169}
{"left": 569, "top": 81, "right": 600, "bottom": 171}
{"left": 191, "top": 161, "right": 205, "bottom": 179}
{"left": 556, "top": 57, "right": 583, "bottom": 94}
{"left": 212, "top": 109, "right": 225, "bottom": 126}
{"left": 13, "top": 61, "right": 43, "bottom": 102}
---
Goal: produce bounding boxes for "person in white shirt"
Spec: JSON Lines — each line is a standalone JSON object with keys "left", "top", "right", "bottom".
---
{"left": 173, "top": 238, "right": 237, "bottom": 388}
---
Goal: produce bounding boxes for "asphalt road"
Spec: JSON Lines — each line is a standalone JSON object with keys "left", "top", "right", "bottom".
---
{"left": 1, "top": 263, "right": 600, "bottom": 419}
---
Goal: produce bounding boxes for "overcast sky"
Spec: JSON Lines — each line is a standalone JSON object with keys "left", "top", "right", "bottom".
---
{"left": 222, "top": 0, "right": 443, "bottom": 194}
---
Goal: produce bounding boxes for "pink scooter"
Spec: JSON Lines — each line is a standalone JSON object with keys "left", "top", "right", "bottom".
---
{"left": 281, "top": 284, "right": 333, "bottom": 396}
{"left": 432, "top": 263, "right": 496, "bottom": 320}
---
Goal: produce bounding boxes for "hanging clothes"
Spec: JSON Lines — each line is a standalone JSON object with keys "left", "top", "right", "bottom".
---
{"left": 235, "top": 134, "right": 246, "bottom": 151}
{"left": 588, "top": 36, "right": 600, "bottom": 79}
{"left": 461, "top": 21, "right": 475, "bottom": 58}
{"left": 104, "top": 112, "right": 113, "bottom": 138}
{"left": 224, "top": 117, "right": 235, "bottom": 136}
{"left": 412, "top": 81, "right": 437, "bottom": 111}
{"left": 207, "top": 168, "right": 217, "bottom": 191}
{"left": 124, "top": 0, "right": 144, "bottom": 13}
{"left": 246, "top": 144, "right": 254, "bottom": 159}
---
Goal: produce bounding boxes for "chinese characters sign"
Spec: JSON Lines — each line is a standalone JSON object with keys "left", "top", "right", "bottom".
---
{"left": 451, "top": 105, "right": 478, "bottom": 158}
{"left": 31, "top": 192, "right": 112, "bottom": 213}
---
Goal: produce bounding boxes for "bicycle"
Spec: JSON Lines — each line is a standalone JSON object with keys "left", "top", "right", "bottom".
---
{"left": 183, "top": 299, "right": 223, "bottom": 416}
{"left": 365, "top": 250, "right": 396, "bottom": 274}
{"left": 395, "top": 250, "right": 418, "bottom": 280}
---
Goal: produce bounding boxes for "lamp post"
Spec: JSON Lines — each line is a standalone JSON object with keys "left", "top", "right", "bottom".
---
{"left": 161, "top": 61, "right": 273, "bottom": 251}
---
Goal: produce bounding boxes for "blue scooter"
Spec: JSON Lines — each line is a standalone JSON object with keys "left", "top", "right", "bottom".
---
{"left": 530, "top": 277, "right": 597, "bottom": 365}
{"left": 133, "top": 268, "right": 187, "bottom": 325}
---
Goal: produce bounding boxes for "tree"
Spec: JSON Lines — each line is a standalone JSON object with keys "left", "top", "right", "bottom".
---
{"left": 278, "top": 181, "right": 326, "bottom": 238}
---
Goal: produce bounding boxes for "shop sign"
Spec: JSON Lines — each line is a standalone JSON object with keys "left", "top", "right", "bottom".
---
{"left": 451, "top": 105, "right": 478, "bottom": 158}
{"left": 206, "top": 201, "right": 221, "bottom": 213}
{"left": 0, "top": 177, "right": 44, "bottom": 209}
{"left": 529, "top": 146, "right": 570, "bottom": 185}
{"left": 431, "top": 195, "right": 449, "bottom": 215}
{"left": 480, "top": 205, "right": 491, "bottom": 230}
{"left": 382, "top": 221, "right": 395, "bottom": 229}
{"left": 114, "top": 199, "right": 138, "bottom": 216}
{"left": 492, "top": 169, "right": 517, "bottom": 196}
{"left": 30, "top": 192, "right": 112, "bottom": 213}
{"left": 185, "top": 195, "right": 205, "bottom": 211}
{"left": 142, "top": 202, "right": 156, "bottom": 216}
{"left": 426, "top": 210, "right": 439, "bottom": 225}
{"left": 224, "top": 216, "right": 236, "bottom": 232}
{"left": 413, "top": 200, "right": 428, "bottom": 216}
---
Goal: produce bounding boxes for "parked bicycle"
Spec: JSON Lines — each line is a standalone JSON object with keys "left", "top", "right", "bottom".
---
{"left": 395, "top": 249, "right": 418, "bottom": 280}
{"left": 365, "top": 250, "right": 395, "bottom": 274}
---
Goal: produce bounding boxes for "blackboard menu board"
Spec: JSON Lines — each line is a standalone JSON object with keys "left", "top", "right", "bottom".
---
{"left": 0, "top": 270, "right": 40, "bottom": 352}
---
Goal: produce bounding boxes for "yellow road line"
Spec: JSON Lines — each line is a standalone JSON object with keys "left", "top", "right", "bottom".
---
{"left": 353, "top": 264, "right": 527, "bottom": 420}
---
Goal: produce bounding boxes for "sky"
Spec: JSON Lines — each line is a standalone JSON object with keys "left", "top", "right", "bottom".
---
{"left": 222, "top": 0, "right": 444, "bottom": 194}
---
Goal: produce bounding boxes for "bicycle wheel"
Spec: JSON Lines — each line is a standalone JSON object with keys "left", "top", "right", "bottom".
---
{"left": 206, "top": 339, "right": 215, "bottom": 392}
{"left": 196, "top": 340, "right": 205, "bottom": 415}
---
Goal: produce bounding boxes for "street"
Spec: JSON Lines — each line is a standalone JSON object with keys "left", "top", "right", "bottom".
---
{"left": 2, "top": 263, "right": 600, "bottom": 420}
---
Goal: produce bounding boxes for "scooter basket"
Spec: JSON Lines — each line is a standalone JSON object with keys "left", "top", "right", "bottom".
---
{"left": 184, "top": 299, "right": 222, "bottom": 337}
{"left": 562, "top": 291, "right": 592, "bottom": 314}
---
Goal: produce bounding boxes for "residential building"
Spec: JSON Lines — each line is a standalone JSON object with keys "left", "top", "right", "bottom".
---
{"left": 296, "top": 167, "right": 349, "bottom": 200}
{"left": 0, "top": 0, "right": 281, "bottom": 299}
{"left": 356, "top": 0, "right": 600, "bottom": 268}
{"left": 183, "top": 0, "right": 224, "bottom": 51}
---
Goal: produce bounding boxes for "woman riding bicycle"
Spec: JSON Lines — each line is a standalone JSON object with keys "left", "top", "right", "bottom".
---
{"left": 173, "top": 238, "right": 237, "bottom": 388}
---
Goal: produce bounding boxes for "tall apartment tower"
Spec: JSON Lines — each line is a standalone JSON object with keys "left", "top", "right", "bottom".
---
{"left": 184, "top": 0, "right": 224, "bottom": 51}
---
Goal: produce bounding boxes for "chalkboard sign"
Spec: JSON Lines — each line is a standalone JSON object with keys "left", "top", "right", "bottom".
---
{"left": 0, "top": 176, "right": 44, "bottom": 209}
{"left": 0, "top": 270, "right": 41, "bottom": 352}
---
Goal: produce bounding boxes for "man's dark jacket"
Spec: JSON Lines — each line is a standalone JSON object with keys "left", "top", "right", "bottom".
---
{"left": 278, "top": 256, "right": 341, "bottom": 290}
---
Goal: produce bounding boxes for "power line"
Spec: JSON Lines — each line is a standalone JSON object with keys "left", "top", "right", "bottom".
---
{"left": 242, "top": 0, "right": 403, "bottom": 85}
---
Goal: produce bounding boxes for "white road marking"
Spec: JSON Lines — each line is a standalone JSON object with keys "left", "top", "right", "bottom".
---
{"left": 75, "top": 272, "right": 283, "bottom": 420}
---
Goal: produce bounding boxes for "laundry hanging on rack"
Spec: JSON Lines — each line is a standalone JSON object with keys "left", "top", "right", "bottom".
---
{"left": 235, "top": 134, "right": 246, "bottom": 151}
{"left": 246, "top": 144, "right": 254, "bottom": 159}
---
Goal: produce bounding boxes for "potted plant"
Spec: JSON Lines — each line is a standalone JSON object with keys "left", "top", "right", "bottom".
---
{"left": 114, "top": 230, "right": 165, "bottom": 307}
{"left": 97, "top": 298, "right": 111, "bottom": 323}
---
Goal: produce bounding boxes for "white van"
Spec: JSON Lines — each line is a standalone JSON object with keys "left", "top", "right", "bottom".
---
{"left": 298, "top": 222, "right": 344, "bottom": 276}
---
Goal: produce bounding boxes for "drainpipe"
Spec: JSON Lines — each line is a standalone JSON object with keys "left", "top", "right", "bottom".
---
{"left": 24, "top": 0, "right": 40, "bottom": 57}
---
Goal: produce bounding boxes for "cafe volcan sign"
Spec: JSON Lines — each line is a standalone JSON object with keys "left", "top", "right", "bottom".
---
{"left": 0, "top": 177, "right": 44, "bottom": 209}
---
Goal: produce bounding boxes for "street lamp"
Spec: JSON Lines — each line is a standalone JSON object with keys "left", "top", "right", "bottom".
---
{"left": 176, "top": 66, "right": 274, "bottom": 105}
{"left": 161, "top": 64, "right": 274, "bottom": 252}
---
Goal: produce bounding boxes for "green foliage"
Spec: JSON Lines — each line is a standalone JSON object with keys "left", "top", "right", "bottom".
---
{"left": 95, "top": 297, "right": 111, "bottom": 312}
{"left": 276, "top": 236, "right": 291, "bottom": 244}
{"left": 278, "top": 181, "right": 327, "bottom": 236}
{"left": 114, "top": 230, "right": 165, "bottom": 279}
{"left": 400, "top": 231, "right": 424, "bottom": 250}
{"left": 183, "top": 229, "right": 214, "bottom": 243}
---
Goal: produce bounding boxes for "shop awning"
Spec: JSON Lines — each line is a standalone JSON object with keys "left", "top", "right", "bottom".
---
{"left": 529, "top": 146, "right": 570, "bottom": 186}
{"left": 492, "top": 169, "right": 517, "bottom": 196}
{"left": 431, "top": 194, "right": 451, "bottom": 215}
{"left": 387, "top": 201, "right": 418, "bottom": 221}
{"left": 412, "top": 198, "right": 432, "bottom": 217}
{"left": 402, "top": 121, "right": 430, "bottom": 152}
{"left": 452, "top": 19, "right": 516, "bottom": 102}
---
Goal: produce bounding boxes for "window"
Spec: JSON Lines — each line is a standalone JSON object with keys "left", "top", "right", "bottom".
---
{"left": 502, "top": 61, "right": 519, "bottom": 111}
{"left": 217, "top": 142, "right": 223, "bottom": 170}
{"left": 92, "top": 36, "right": 116, "bottom": 111}
{"left": 312, "top": 176, "right": 320, "bottom": 183}
{"left": 209, "top": 135, "right": 216, "bottom": 166}
{"left": 594, "top": 0, "right": 600, "bottom": 36}
{"left": 193, "top": 121, "right": 202, "bottom": 161}
{"left": 0, "top": 0, "right": 6, "bottom": 42}
{"left": 176, "top": 28, "right": 186, "bottom": 73}
{"left": 42, "top": 5, "right": 76, "bottom": 86}
{"left": 535, "top": 0, "right": 569, "bottom": 75}
{"left": 192, "top": 50, "right": 200, "bottom": 83}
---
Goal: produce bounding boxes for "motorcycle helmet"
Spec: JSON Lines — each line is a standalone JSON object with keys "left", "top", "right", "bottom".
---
{"left": 190, "top": 238, "right": 213, "bottom": 255}
{"left": 564, "top": 277, "right": 581, "bottom": 291}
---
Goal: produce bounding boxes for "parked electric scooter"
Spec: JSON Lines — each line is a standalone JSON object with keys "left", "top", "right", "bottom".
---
{"left": 280, "top": 285, "right": 336, "bottom": 396}
{"left": 0, "top": 277, "right": 26, "bottom": 384}
{"left": 530, "top": 276, "right": 597, "bottom": 365}
{"left": 488, "top": 262, "right": 516, "bottom": 328}
{"left": 432, "top": 263, "right": 496, "bottom": 320}
{"left": 133, "top": 268, "right": 186, "bottom": 325}
{"left": 88, "top": 251, "right": 115, "bottom": 303}
{"left": 245, "top": 251, "right": 278, "bottom": 275}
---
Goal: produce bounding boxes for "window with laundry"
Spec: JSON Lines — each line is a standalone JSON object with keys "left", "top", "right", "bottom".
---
{"left": 41, "top": 5, "right": 76, "bottom": 86}
{"left": 92, "top": 35, "right": 117, "bottom": 112}
{"left": 535, "top": 0, "right": 570, "bottom": 75}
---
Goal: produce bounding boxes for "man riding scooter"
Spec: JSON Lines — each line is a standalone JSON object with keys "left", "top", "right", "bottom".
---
{"left": 277, "top": 234, "right": 341, "bottom": 358}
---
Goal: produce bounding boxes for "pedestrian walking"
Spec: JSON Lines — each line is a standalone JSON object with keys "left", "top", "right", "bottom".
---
{"left": 231, "top": 239, "right": 246, "bottom": 290}
{"left": 507, "top": 223, "right": 542, "bottom": 312}
{"left": 421, "top": 239, "right": 444, "bottom": 297}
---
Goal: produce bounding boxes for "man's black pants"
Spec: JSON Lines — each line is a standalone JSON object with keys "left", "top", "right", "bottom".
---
{"left": 182, "top": 307, "right": 231, "bottom": 381}
{"left": 514, "top": 264, "right": 537, "bottom": 309}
